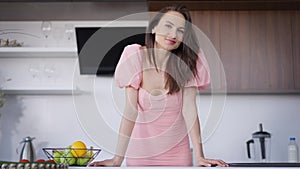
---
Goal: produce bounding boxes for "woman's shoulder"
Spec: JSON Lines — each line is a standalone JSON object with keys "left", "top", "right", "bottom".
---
{"left": 115, "top": 44, "right": 144, "bottom": 89}
{"left": 121, "top": 44, "right": 145, "bottom": 62}
{"left": 123, "top": 43, "right": 144, "bottom": 52}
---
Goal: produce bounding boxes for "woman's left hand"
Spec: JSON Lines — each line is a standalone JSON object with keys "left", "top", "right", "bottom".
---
{"left": 196, "top": 157, "right": 229, "bottom": 167}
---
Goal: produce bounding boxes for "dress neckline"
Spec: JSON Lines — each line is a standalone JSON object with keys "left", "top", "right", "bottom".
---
{"left": 139, "top": 87, "right": 168, "bottom": 100}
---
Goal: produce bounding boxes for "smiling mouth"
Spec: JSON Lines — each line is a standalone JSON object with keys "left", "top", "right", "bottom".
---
{"left": 165, "top": 39, "right": 176, "bottom": 44}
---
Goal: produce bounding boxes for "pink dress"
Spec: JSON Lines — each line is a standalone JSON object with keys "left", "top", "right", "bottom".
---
{"left": 114, "top": 44, "right": 210, "bottom": 166}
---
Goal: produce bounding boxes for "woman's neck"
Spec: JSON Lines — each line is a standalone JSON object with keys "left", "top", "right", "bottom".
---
{"left": 153, "top": 44, "right": 170, "bottom": 70}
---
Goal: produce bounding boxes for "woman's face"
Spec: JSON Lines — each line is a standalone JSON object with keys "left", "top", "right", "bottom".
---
{"left": 153, "top": 11, "right": 186, "bottom": 51}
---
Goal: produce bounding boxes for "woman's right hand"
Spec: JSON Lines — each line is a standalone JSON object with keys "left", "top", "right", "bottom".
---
{"left": 88, "top": 156, "right": 123, "bottom": 167}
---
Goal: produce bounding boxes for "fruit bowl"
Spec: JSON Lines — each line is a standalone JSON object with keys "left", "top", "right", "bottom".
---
{"left": 43, "top": 148, "right": 101, "bottom": 166}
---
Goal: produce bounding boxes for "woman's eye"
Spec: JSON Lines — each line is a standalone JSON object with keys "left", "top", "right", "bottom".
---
{"left": 165, "top": 24, "right": 172, "bottom": 29}
{"left": 177, "top": 29, "right": 184, "bottom": 34}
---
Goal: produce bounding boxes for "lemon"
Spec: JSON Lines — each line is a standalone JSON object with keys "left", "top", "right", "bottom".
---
{"left": 71, "top": 141, "right": 87, "bottom": 157}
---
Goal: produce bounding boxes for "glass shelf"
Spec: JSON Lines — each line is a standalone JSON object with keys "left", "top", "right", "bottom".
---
{"left": 2, "top": 88, "right": 82, "bottom": 95}
{"left": 0, "top": 47, "right": 77, "bottom": 58}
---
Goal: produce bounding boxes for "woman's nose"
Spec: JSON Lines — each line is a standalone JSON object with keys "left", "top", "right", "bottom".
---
{"left": 168, "top": 29, "right": 177, "bottom": 38}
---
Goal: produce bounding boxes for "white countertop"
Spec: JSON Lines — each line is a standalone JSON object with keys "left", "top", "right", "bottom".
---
{"left": 69, "top": 167, "right": 300, "bottom": 169}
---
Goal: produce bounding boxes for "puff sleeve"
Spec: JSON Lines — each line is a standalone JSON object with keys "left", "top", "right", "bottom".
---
{"left": 114, "top": 44, "right": 143, "bottom": 90}
{"left": 184, "top": 49, "right": 210, "bottom": 90}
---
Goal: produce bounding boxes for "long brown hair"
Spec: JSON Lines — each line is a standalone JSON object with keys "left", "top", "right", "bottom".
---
{"left": 145, "top": 5, "right": 199, "bottom": 94}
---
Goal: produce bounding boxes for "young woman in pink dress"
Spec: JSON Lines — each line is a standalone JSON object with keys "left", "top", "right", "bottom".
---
{"left": 90, "top": 5, "right": 228, "bottom": 167}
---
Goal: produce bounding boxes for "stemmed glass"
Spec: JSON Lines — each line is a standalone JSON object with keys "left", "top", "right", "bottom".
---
{"left": 44, "top": 64, "right": 56, "bottom": 79}
{"left": 53, "top": 27, "right": 64, "bottom": 47}
{"left": 65, "top": 24, "right": 74, "bottom": 41}
{"left": 28, "top": 64, "right": 40, "bottom": 79}
{"left": 41, "top": 21, "right": 52, "bottom": 47}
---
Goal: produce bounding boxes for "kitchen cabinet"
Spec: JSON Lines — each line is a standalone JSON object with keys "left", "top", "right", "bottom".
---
{"left": 190, "top": 11, "right": 224, "bottom": 91}
{"left": 189, "top": 10, "right": 299, "bottom": 93}
{"left": 219, "top": 11, "right": 294, "bottom": 93}
{"left": 149, "top": 2, "right": 300, "bottom": 94}
{"left": 148, "top": 0, "right": 300, "bottom": 10}
{"left": 293, "top": 11, "right": 300, "bottom": 89}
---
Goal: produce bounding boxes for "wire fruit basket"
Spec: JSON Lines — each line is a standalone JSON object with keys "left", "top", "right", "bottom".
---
{"left": 43, "top": 148, "right": 101, "bottom": 166}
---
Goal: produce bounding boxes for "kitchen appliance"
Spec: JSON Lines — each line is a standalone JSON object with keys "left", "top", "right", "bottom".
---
{"left": 75, "top": 26, "right": 146, "bottom": 76}
{"left": 17, "top": 136, "right": 36, "bottom": 162}
{"left": 246, "top": 123, "right": 271, "bottom": 162}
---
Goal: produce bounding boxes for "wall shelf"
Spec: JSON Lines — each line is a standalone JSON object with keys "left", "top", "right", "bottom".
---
{"left": 2, "top": 88, "right": 82, "bottom": 95}
{"left": 0, "top": 47, "right": 77, "bottom": 58}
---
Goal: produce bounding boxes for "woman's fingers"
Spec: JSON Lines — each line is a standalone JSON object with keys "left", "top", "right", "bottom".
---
{"left": 219, "top": 160, "right": 229, "bottom": 167}
{"left": 87, "top": 162, "right": 96, "bottom": 166}
{"left": 198, "top": 158, "right": 229, "bottom": 167}
{"left": 88, "top": 161, "right": 106, "bottom": 166}
{"left": 207, "top": 159, "right": 229, "bottom": 167}
{"left": 198, "top": 159, "right": 213, "bottom": 167}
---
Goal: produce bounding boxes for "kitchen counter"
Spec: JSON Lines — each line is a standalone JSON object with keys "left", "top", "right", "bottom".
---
{"left": 229, "top": 163, "right": 300, "bottom": 167}
{"left": 69, "top": 163, "right": 300, "bottom": 169}
{"left": 70, "top": 167, "right": 300, "bottom": 169}
{"left": 67, "top": 162, "right": 300, "bottom": 169}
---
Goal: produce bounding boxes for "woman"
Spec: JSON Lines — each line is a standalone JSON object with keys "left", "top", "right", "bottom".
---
{"left": 90, "top": 5, "right": 228, "bottom": 167}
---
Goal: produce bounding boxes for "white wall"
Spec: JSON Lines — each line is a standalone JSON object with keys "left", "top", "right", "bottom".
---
{"left": 1, "top": 21, "right": 300, "bottom": 165}
{"left": 203, "top": 95, "right": 300, "bottom": 163}
{"left": 1, "top": 89, "right": 300, "bottom": 163}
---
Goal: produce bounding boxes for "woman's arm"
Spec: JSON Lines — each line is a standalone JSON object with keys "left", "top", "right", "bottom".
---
{"left": 182, "top": 87, "right": 227, "bottom": 167}
{"left": 89, "top": 86, "right": 138, "bottom": 166}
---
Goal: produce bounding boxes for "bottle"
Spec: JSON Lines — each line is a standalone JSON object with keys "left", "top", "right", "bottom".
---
{"left": 288, "top": 137, "right": 299, "bottom": 163}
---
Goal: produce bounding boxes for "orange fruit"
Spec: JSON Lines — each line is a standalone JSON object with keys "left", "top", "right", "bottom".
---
{"left": 71, "top": 141, "right": 87, "bottom": 157}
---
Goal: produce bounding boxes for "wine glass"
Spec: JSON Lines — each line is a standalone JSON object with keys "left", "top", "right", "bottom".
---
{"left": 44, "top": 64, "right": 56, "bottom": 79}
{"left": 65, "top": 24, "right": 74, "bottom": 41}
{"left": 28, "top": 64, "right": 40, "bottom": 79}
{"left": 53, "top": 27, "right": 64, "bottom": 47}
{"left": 41, "top": 21, "right": 52, "bottom": 47}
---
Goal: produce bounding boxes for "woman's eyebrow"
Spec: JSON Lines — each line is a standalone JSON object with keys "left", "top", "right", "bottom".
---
{"left": 165, "top": 20, "right": 174, "bottom": 25}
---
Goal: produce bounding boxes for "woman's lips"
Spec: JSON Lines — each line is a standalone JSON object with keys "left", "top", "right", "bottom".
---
{"left": 165, "top": 38, "right": 176, "bottom": 44}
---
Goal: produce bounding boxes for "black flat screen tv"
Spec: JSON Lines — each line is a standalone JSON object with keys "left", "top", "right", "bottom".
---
{"left": 75, "top": 27, "right": 146, "bottom": 76}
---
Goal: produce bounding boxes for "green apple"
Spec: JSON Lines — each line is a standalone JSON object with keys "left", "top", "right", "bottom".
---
{"left": 66, "top": 153, "right": 76, "bottom": 166}
{"left": 60, "top": 146, "right": 76, "bottom": 165}
{"left": 52, "top": 150, "right": 63, "bottom": 163}
{"left": 86, "top": 147, "right": 94, "bottom": 158}
{"left": 76, "top": 157, "right": 89, "bottom": 166}
{"left": 76, "top": 146, "right": 94, "bottom": 166}
{"left": 60, "top": 155, "right": 67, "bottom": 164}
{"left": 64, "top": 145, "right": 72, "bottom": 154}
{"left": 60, "top": 152, "right": 76, "bottom": 165}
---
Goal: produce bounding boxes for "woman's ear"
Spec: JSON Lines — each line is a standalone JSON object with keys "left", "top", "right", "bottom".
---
{"left": 152, "top": 27, "right": 156, "bottom": 34}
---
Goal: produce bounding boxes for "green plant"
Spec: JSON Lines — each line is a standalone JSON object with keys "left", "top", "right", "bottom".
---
{"left": 0, "top": 90, "right": 4, "bottom": 119}
{"left": 0, "top": 91, "right": 4, "bottom": 108}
